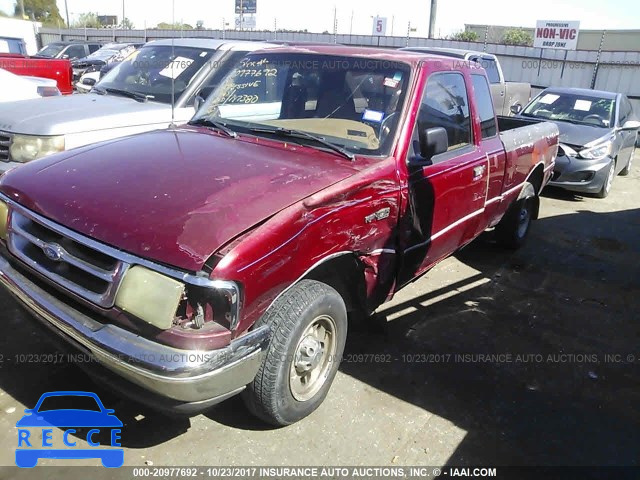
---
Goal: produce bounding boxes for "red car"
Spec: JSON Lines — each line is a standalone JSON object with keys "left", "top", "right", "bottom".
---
{"left": 0, "top": 54, "right": 73, "bottom": 95}
{"left": 0, "top": 46, "right": 559, "bottom": 426}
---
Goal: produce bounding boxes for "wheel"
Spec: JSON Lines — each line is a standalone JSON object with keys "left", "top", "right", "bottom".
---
{"left": 619, "top": 148, "right": 634, "bottom": 176}
{"left": 596, "top": 160, "right": 615, "bottom": 198}
{"left": 495, "top": 182, "right": 536, "bottom": 249}
{"left": 243, "top": 279, "right": 347, "bottom": 426}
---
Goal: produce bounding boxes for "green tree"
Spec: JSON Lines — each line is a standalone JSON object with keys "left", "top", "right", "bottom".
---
{"left": 15, "top": 0, "right": 64, "bottom": 25}
{"left": 119, "top": 17, "right": 134, "bottom": 29}
{"left": 449, "top": 30, "right": 479, "bottom": 42}
{"left": 71, "top": 12, "right": 101, "bottom": 28}
{"left": 502, "top": 28, "right": 533, "bottom": 46}
{"left": 155, "top": 22, "right": 193, "bottom": 30}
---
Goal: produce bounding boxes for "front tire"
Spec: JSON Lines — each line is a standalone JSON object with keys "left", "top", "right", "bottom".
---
{"left": 619, "top": 148, "right": 634, "bottom": 176}
{"left": 243, "top": 280, "right": 347, "bottom": 426}
{"left": 596, "top": 160, "right": 616, "bottom": 198}
{"left": 495, "top": 182, "right": 536, "bottom": 249}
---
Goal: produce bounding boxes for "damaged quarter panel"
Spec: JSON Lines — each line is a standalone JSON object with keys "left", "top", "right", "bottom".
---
{"left": 212, "top": 158, "right": 403, "bottom": 335}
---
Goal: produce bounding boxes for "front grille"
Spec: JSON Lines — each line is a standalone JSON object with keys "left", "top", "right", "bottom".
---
{"left": 0, "top": 131, "right": 12, "bottom": 162}
{"left": 7, "top": 206, "right": 129, "bottom": 307}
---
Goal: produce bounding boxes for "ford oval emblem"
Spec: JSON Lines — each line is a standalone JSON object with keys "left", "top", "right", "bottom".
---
{"left": 42, "top": 243, "right": 64, "bottom": 262}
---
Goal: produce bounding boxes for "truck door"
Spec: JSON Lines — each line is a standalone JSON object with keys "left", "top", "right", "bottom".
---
{"left": 398, "top": 71, "right": 489, "bottom": 286}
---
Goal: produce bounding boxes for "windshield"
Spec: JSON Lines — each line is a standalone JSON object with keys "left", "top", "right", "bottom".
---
{"left": 193, "top": 53, "right": 412, "bottom": 156}
{"left": 522, "top": 91, "right": 616, "bottom": 128}
{"left": 97, "top": 45, "right": 216, "bottom": 104}
{"left": 36, "top": 43, "right": 65, "bottom": 58}
{"left": 38, "top": 395, "right": 101, "bottom": 412}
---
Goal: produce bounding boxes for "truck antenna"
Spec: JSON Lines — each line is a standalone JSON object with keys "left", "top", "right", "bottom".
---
{"left": 169, "top": 0, "right": 176, "bottom": 128}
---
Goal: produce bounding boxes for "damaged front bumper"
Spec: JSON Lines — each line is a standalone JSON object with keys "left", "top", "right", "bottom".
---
{"left": 0, "top": 252, "right": 269, "bottom": 412}
{"left": 548, "top": 153, "right": 614, "bottom": 194}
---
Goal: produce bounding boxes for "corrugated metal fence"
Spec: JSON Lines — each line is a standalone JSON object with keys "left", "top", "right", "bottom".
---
{"left": 39, "top": 27, "right": 640, "bottom": 111}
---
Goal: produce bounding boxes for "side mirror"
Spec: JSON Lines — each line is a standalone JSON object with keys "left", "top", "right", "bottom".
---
{"left": 61, "top": 54, "right": 70, "bottom": 59}
{"left": 510, "top": 103, "right": 523, "bottom": 115}
{"left": 419, "top": 127, "right": 449, "bottom": 160}
{"left": 621, "top": 120, "right": 640, "bottom": 131}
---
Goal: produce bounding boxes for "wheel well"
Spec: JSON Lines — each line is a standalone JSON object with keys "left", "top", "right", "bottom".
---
{"left": 528, "top": 164, "right": 545, "bottom": 195}
{"left": 303, "top": 254, "right": 368, "bottom": 319}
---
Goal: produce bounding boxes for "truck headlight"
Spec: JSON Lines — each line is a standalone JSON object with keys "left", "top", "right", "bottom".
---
{"left": 115, "top": 266, "right": 185, "bottom": 330}
{"left": 0, "top": 200, "right": 8, "bottom": 239}
{"left": 579, "top": 141, "right": 612, "bottom": 160}
{"left": 9, "top": 135, "right": 65, "bottom": 163}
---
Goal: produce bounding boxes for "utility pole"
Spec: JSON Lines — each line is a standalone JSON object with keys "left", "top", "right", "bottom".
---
{"left": 428, "top": 0, "right": 437, "bottom": 38}
{"left": 333, "top": 7, "right": 338, "bottom": 43}
{"left": 240, "top": 0, "right": 244, "bottom": 31}
{"left": 122, "top": 0, "right": 125, "bottom": 27}
{"left": 350, "top": 10, "right": 353, "bottom": 35}
{"left": 63, "top": 0, "right": 69, "bottom": 26}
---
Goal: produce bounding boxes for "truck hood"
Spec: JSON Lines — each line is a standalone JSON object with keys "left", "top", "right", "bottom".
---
{"left": 0, "top": 127, "right": 360, "bottom": 271}
{"left": 0, "top": 93, "right": 180, "bottom": 136}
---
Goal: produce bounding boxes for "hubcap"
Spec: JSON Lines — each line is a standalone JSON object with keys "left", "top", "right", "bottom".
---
{"left": 516, "top": 202, "right": 531, "bottom": 239}
{"left": 290, "top": 315, "right": 337, "bottom": 401}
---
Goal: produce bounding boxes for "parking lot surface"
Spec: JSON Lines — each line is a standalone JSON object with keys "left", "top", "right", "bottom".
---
{"left": 0, "top": 151, "right": 638, "bottom": 472}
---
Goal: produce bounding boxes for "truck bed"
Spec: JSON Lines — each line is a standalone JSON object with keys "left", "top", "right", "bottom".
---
{"left": 497, "top": 115, "right": 560, "bottom": 191}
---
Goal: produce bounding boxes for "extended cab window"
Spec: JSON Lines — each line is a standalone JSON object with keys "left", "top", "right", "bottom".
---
{"left": 469, "top": 56, "right": 500, "bottom": 84}
{"left": 414, "top": 72, "right": 472, "bottom": 158}
{"left": 471, "top": 74, "right": 497, "bottom": 138}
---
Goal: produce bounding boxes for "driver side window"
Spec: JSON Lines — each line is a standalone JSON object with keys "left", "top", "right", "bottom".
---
{"left": 410, "top": 72, "right": 472, "bottom": 164}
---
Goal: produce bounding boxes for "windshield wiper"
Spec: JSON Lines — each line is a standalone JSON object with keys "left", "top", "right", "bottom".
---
{"left": 248, "top": 127, "right": 355, "bottom": 161}
{"left": 101, "top": 87, "right": 151, "bottom": 103}
{"left": 188, "top": 118, "right": 238, "bottom": 138}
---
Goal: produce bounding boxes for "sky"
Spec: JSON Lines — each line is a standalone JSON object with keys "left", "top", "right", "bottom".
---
{"left": 1, "top": 0, "right": 638, "bottom": 36}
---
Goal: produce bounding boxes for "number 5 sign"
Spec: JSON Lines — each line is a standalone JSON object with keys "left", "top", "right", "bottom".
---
{"left": 372, "top": 16, "right": 387, "bottom": 36}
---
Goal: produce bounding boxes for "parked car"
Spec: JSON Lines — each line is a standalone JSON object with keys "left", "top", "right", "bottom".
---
{"left": 72, "top": 42, "right": 142, "bottom": 83}
{"left": 34, "top": 41, "right": 102, "bottom": 61}
{"left": 0, "top": 68, "right": 60, "bottom": 101}
{"left": 0, "top": 39, "right": 277, "bottom": 172}
{"left": 401, "top": 46, "right": 531, "bottom": 116}
{"left": 0, "top": 36, "right": 27, "bottom": 55}
{"left": 76, "top": 60, "right": 125, "bottom": 93}
{"left": 518, "top": 87, "right": 639, "bottom": 197}
{"left": 0, "top": 53, "right": 73, "bottom": 95}
{"left": 0, "top": 46, "right": 559, "bottom": 425}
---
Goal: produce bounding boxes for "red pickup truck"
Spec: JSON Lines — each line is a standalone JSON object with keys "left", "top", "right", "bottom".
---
{"left": 0, "top": 54, "right": 73, "bottom": 95}
{"left": 0, "top": 46, "right": 558, "bottom": 426}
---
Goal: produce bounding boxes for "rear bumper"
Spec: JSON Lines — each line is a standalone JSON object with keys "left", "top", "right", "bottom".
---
{"left": 0, "top": 252, "right": 269, "bottom": 409}
{"left": 548, "top": 154, "right": 613, "bottom": 194}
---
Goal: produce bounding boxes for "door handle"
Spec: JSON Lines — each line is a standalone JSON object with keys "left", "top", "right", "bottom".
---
{"left": 473, "top": 165, "right": 486, "bottom": 180}
{"left": 500, "top": 90, "right": 505, "bottom": 96}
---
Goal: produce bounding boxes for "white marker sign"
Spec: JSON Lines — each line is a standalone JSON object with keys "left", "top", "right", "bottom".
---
{"left": 534, "top": 20, "right": 580, "bottom": 50}
{"left": 372, "top": 16, "right": 387, "bottom": 36}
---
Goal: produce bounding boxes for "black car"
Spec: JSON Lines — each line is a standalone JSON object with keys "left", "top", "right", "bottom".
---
{"left": 72, "top": 43, "right": 142, "bottom": 81}
{"left": 518, "top": 87, "right": 639, "bottom": 198}
{"left": 34, "top": 41, "right": 102, "bottom": 61}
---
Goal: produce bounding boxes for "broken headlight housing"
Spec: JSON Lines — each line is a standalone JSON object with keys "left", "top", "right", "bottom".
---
{"left": 115, "top": 265, "right": 241, "bottom": 332}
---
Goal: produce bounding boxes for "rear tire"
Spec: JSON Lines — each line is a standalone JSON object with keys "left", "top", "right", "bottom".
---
{"left": 495, "top": 182, "right": 536, "bottom": 250}
{"left": 242, "top": 280, "right": 347, "bottom": 426}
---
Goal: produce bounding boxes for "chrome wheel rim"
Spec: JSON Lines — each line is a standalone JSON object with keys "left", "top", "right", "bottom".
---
{"left": 289, "top": 315, "right": 337, "bottom": 402}
{"left": 516, "top": 202, "right": 531, "bottom": 239}
{"left": 605, "top": 163, "right": 615, "bottom": 194}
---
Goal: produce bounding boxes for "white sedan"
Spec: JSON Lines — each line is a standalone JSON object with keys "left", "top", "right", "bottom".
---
{"left": 0, "top": 68, "right": 60, "bottom": 102}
